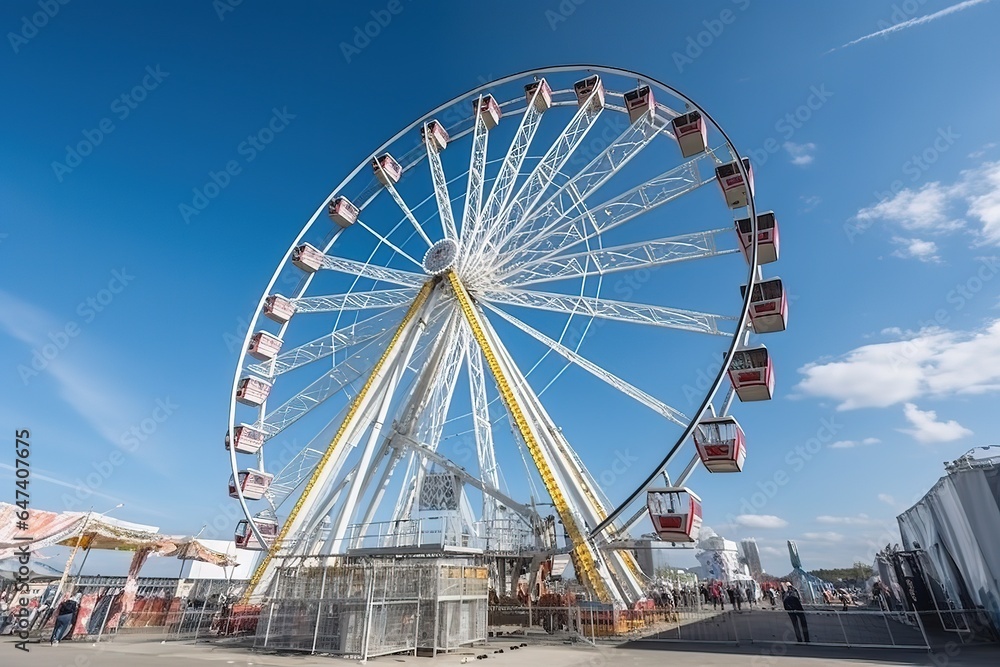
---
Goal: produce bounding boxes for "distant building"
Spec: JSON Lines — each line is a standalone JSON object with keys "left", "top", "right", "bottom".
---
{"left": 740, "top": 538, "right": 764, "bottom": 579}
{"left": 695, "top": 533, "right": 750, "bottom": 582}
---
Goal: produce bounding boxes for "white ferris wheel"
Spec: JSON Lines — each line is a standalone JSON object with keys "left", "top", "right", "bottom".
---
{"left": 225, "top": 65, "right": 786, "bottom": 608}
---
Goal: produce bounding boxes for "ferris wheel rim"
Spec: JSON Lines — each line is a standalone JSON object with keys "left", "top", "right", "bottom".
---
{"left": 226, "top": 64, "right": 761, "bottom": 559}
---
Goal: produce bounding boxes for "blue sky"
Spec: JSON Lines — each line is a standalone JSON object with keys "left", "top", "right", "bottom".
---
{"left": 2, "top": 0, "right": 999, "bottom": 578}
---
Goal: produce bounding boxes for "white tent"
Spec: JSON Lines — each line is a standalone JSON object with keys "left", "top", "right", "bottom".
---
{"left": 897, "top": 447, "right": 1000, "bottom": 630}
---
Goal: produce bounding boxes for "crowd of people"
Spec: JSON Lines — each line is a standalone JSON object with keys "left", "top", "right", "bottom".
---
{"left": 643, "top": 579, "right": 829, "bottom": 644}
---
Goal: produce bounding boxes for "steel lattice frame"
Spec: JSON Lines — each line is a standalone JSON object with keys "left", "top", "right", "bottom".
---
{"left": 227, "top": 66, "right": 766, "bottom": 608}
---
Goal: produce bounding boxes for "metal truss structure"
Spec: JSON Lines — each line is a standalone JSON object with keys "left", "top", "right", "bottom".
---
{"left": 226, "top": 67, "right": 771, "bottom": 609}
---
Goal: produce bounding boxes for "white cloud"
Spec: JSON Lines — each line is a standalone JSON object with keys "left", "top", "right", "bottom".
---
{"left": 802, "top": 531, "right": 845, "bottom": 542}
{"left": 892, "top": 236, "right": 940, "bottom": 262}
{"left": 800, "top": 195, "right": 822, "bottom": 212}
{"left": 784, "top": 141, "right": 816, "bottom": 166}
{"left": 734, "top": 514, "right": 788, "bottom": 529}
{"left": 899, "top": 402, "right": 973, "bottom": 443}
{"left": 816, "top": 514, "right": 880, "bottom": 526}
{"left": 796, "top": 320, "right": 1000, "bottom": 410}
{"left": 829, "top": 437, "right": 881, "bottom": 449}
{"left": 854, "top": 161, "right": 1000, "bottom": 246}
{"left": 967, "top": 163, "right": 1000, "bottom": 244}
{"left": 878, "top": 493, "right": 896, "bottom": 506}
{"left": 857, "top": 182, "right": 962, "bottom": 232}
{"left": 830, "top": 0, "right": 991, "bottom": 52}
{"left": 0, "top": 290, "right": 149, "bottom": 453}
{"left": 969, "top": 143, "right": 997, "bottom": 159}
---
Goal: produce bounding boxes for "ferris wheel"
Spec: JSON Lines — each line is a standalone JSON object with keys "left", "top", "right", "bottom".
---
{"left": 225, "top": 66, "right": 786, "bottom": 608}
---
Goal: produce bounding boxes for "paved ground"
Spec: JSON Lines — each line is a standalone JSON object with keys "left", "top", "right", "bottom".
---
{"left": 3, "top": 636, "right": 999, "bottom": 667}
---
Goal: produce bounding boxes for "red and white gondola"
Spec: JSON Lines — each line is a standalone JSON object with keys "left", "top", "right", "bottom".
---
{"left": 741, "top": 278, "right": 788, "bottom": 334}
{"left": 693, "top": 417, "right": 747, "bottom": 473}
{"left": 671, "top": 110, "right": 708, "bottom": 158}
{"left": 229, "top": 469, "right": 274, "bottom": 501}
{"left": 248, "top": 331, "right": 282, "bottom": 361}
{"left": 647, "top": 487, "right": 703, "bottom": 543}
{"left": 624, "top": 85, "right": 655, "bottom": 124}
{"left": 236, "top": 376, "right": 272, "bottom": 407}
{"left": 263, "top": 294, "right": 295, "bottom": 324}
{"left": 225, "top": 424, "right": 265, "bottom": 455}
{"left": 235, "top": 517, "right": 278, "bottom": 550}
{"left": 735, "top": 211, "right": 779, "bottom": 265}
{"left": 371, "top": 154, "right": 402, "bottom": 187}
{"left": 715, "top": 158, "right": 754, "bottom": 209}
{"left": 524, "top": 78, "right": 553, "bottom": 113}
{"left": 727, "top": 346, "right": 774, "bottom": 402}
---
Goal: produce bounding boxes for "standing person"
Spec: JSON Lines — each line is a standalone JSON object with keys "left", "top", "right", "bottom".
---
{"left": 767, "top": 586, "right": 777, "bottom": 608}
{"left": 50, "top": 592, "right": 81, "bottom": 645}
{"left": 727, "top": 585, "right": 737, "bottom": 610}
{"left": 782, "top": 583, "right": 810, "bottom": 643}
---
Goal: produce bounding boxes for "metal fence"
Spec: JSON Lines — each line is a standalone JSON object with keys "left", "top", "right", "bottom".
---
{"left": 20, "top": 576, "right": 253, "bottom": 643}
{"left": 487, "top": 604, "right": 999, "bottom": 650}
{"left": 253, "top": 559, "right": 488, "bottom": 659}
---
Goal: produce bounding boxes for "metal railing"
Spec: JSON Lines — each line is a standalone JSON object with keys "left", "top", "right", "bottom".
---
{"left": 487, "top": 604, "right": 999, "bottom": 650}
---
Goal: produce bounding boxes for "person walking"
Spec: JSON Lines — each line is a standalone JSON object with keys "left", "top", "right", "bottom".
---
{"left": 782, "top": 583, "right": 810, "bottom": 643}
{"left": 50, "top": 593, "right": 81, "bottom": 645}
{"left": 767, "top": 586, "right": 777, "bottom": 608}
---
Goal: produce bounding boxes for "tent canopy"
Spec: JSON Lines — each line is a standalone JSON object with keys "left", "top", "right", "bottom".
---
{"left": 0, "top": 503, "right": 237, "bottom": 567}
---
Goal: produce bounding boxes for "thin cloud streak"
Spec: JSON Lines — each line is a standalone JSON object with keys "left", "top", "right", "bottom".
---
{"left": 828, "top": 0, "right": 990, "bottom": 53}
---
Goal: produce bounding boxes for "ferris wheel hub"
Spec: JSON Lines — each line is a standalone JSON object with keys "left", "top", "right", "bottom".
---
{"left": 422, "top": 238, "right": 459, "bottom": 276}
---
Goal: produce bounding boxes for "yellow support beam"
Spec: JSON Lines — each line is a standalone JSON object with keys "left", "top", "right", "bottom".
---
{"left": 446, "top": 271, "right": 612, "bottom": 603}
{"left": 241, "top": 280, "right": 436, "bottom": 603}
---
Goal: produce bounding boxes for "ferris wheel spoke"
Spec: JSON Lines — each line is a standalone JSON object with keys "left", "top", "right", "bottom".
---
{"left": 266, "top": 445, "right": 325, "bottom": 510}
{"left": 376, "top": 166, "right": 435, "bottom": 248}
{"left": 482, "top": 288, "right": 736, "bottom": 337}
{"left": 425, "top": 125, "right": 459, "bottom": 242}
{"left": 391, "top": 335, "right": 470, "bottom": 526}
{"left": 493, "top": 149, "right": 721, "bottom": 277}
{"left": 466, "top": 334, "right": 501, "bottom": 515}
{"left": 458, "top": 104, "right": 490, "bottom": 248}
{"left": 461, "top": 89, "right": 545, "bottom": 266}
{"left": 247, "top": 308, "right": 405, "bottom": 378}
{"left": 501, "top": 228, "right": 738, "bottom": 288}
{"left": 254, "top": 331, "right": 393, "bottom": 439}
{"left": 483, "top": 302, "right": 689, "bottom": 428}
{"left": 492, "top": 113, "right": 666, "bottom": 263}
{"left": 357, "top": 219, "right": 424, "bottom": 270}
{"left": 317, "top": 253, "right": 426, "bottom": 288}
{"left": 476, "top": 88, "right": 604, "bottom": 270}
{"left": 292, "top": 287, "right": 421, "bottom": 314}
